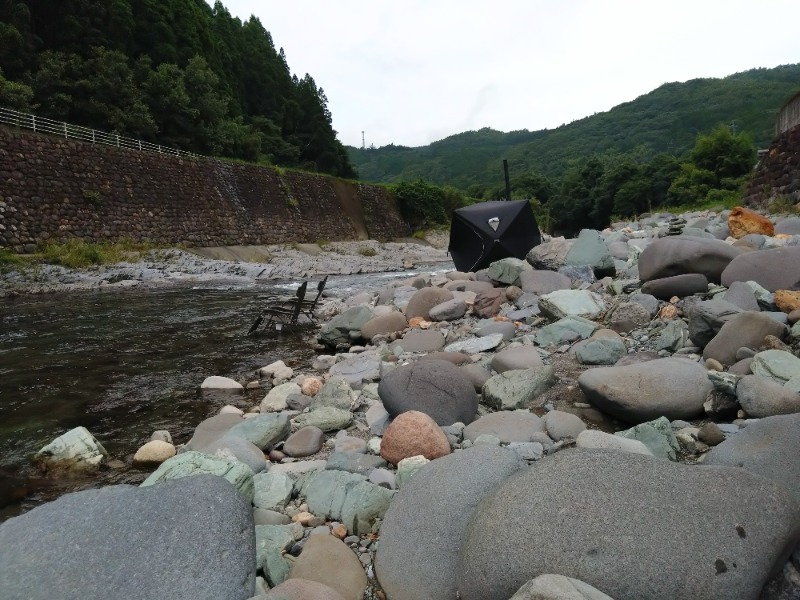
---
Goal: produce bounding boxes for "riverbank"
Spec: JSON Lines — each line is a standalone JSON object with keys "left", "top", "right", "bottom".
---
{"left": 0, "top": 233, "right": 452, "bottom": 297}
{"left": 2, "top": 209, "right": 800, "bottom": 599}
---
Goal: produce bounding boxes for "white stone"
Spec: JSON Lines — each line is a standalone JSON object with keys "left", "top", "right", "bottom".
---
{"left": 200, "top": 376, "right": 243, "bottom": 391}
{"left": 396, "top": 455, "right": 430, "bottom": 488}
{"left": 258, "top": 360, "right": 294, "bottom": 381}
{"left": 35, "top": 426, "right": 108, "bottom": 471}
{"left": 219, "top": 405, "right": 244, "bottom": 415}
{"left": 133, "top": 440, "right": 176, "bottom": 467}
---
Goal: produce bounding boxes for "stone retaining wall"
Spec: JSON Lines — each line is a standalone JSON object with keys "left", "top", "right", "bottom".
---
{"left": 744, "top": 124, "right": 800, "bottom": 206}
{"left": 0, "top": 126, "right": 410, "bottom": 252}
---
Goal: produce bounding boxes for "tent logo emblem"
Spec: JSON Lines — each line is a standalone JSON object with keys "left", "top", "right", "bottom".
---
{"left": 487, "top": 217, "right": 500, "bottom": 231}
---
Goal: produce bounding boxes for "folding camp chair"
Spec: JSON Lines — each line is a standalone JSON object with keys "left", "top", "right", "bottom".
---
{"left": 299, "top": 275, "right": 328, "bottom": 323}
{"left": 247, "top": 281, "right": 308, "bottom": 334}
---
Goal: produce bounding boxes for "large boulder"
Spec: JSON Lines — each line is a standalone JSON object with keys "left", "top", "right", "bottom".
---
{"left": 375, "top": 446, "right": 523, "bottom": 600}
{"left": 483, "top": 367, "right": 556, "bottom": 411}
{"left": 702, "top": 312, "right": 787, "bottom": 366}
{"left": 462, "top": 410, "right": 546, "bottom": 443}
{"left": 33, "top": 426, "right": 108, "bottom": 473}
{"left": 720, "top": 246, "right": 800, "bottom": 291}
{"left": 538, "top": 290, "right": 605, "bottom": 320}
{"left": 456, "top": 448, "right": 800, "bottom": 600}
{"left": 390, "top": 329, "right": 446, "bottom": 354}
{"left": 686, "top": 299, "right": 743, "bottom": 347}
{"left": 404, "top": 287, "right": 455, "bottom": 320}
{"left": 361, "top": 312, "right": 408, "bottom": 340}
{"left": 379, "top": 410, "right": 451, "bottom": 465}
{"left": 640, "top": 274, "right": 708, "bottom": 300}
{"left": 288, "top": 534, "right": 367, "bottom": 600}
{"left": 518, "top": 270, "right": 571, "bottom": 295}
{"left": 318, "top": 306, "right": 374, "bottom": 348}
{"left": 526, "top": 237, "right": 572, "bottom": 270}
{"left": 704, "top": 413, "right": 800, "bottom": 502}
{"left": 577, "top": 358, "right": 712, "bottom": 423}
{"left": 140, "top": 451, "right": 256, "bottom": 502}
{"left": 378, "top": 360, "right": 478, "bottom": 425}
{"left": 0, "top": 475, "right": 256, "bottom": 600}
{"left": 564, "top": 229, "right": 615, "bottom": 276}
{"left": 487, "top": 257, "right": 532, "bottom": 285}
{"left": 736, "top": 374, "right": 800, "bottom": 417}
{"left": 294, "top": 470, "right": 395, "bottom": 535}
{"left": 637, "top": 237, "right": 744, "bottom": 284}
{"left": 728, "top": 206, "right": 775, "bottom": 238}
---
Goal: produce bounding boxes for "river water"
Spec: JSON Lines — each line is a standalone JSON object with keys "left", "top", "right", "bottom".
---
{"left": 0, "top": 265, "right": 451, "bottom": 521}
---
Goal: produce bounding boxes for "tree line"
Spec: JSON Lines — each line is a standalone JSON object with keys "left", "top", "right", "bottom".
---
{"left": 0, "top": 0, "right": 356, "bottom": 177}
{"left": 394, "top": 124, "right": 757, "bottom": 235}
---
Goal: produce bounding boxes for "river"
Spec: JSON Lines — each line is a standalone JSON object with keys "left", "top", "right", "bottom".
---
{"left": 0, "top": 265, "right": 451, "bottom": 521}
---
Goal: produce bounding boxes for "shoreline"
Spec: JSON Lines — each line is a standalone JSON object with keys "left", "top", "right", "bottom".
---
{"left": 0, "top": 234, "right": 453, "bottom": 298}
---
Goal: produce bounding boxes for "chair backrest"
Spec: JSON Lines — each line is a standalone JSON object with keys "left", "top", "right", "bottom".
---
{"left": 290, "top": 281, "right": 308, "bottom": 323}
{"left": 310, "top": 275, "right": 328, "bottom": 307}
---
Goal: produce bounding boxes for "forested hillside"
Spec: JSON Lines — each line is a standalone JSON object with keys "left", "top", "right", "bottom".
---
{"left": 0, "top": 0, "right": 355, "bottom": 177}
{"left": 350, "top": 64, "right": 800, "bottom": 191}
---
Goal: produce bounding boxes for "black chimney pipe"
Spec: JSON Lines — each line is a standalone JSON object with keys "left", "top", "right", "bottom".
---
{"left": 503, "top": 159, "right": 511, "bottom": 201}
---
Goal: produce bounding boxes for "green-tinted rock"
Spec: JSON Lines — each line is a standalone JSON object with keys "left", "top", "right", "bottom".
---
{"left": 564, "top": 229, "right": 615, "bottom": 275}
{"left": 253, "top": 471, "right": 294, "bottom": 511}
{"left": 487, "top": 258, "right": 531, "bottom": 286}
{"left": 34, "top": 426, "right": 108, "bottom": 472}
{"left": 534, "top": 316, "right": 599, "bottom": 347}
{"left": 313, "top": 376, "right": 355, "bottom": 410}
{"left": 293, "top": 406, "right": 353, "bottom": 432}
{"left": 295, "top": 469, "right": 395, "bottom": 535}
{"left": 228, "top": 413, "right": 290, "bottom": 450}
{"left": 575, "top": 337, "right": 627, "bottom": 365}
{"left": 655, "top": 319, "right": 690, "bottom": 353}
{"left": 752, "top": 349, "right": 800, "bottom": 384}
{"left": 319, "top": 306, "right": 374, "bottom": 347}
{"left": 791, "top": 321, "right": 800, "bottom": 341}
{"left": 255, "top": 524, "right": 296, "bottom": 586}
{"left": 539, "top": 290, "right": 605, "bottom": 320}
{"left": 482, "top": 367, "right": 556, "bottom": 410}
{"left": 140, "top": 451, "right": 255, "bottom": 502}
{"left": 615, "top": 416, "right": 680, "bottom": 460}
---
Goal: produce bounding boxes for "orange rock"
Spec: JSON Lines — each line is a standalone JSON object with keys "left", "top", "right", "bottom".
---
{"left": 775, "top": 290, "right": 800, "bottom": 313}
{"left": 292, "top": 511, "right": 315, "bottom": 526}
{"left": 301, "top": 376, "right": 322, "bottom": 396}
{"left": 331, "top": 524, "right": 348, "bottom": 539}
{"left": 658, "top": 305, "right": 678, "bottom": 320}
{"left": 727, "top": 206, "right": 775, "bottom": 239}
{"left": 380, "top": 410, "right": 451, "bottom": 466}
{"left": 407, "top": 316, "right": 432, "bottom": 329}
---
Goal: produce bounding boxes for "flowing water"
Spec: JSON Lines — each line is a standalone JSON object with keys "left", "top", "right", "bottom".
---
{"left": 0, "top": 266, "right": 451, "bottom": 521}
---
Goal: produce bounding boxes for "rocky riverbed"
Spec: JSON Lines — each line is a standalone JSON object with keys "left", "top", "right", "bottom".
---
{"left": 2, "top": 209, "right": 800, "bottom": 600}
{"left": 0, "top": 234, "right": 452, "bottom": 297}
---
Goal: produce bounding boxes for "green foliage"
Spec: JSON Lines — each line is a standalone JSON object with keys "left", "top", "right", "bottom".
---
{"left": 81, "top": 188, "right": 102, "bottom": 205}
{"left": 391, "top": 179, "right": 472, "bottom": 230}
{"left": 37, "top": 238, "right": 151, "bottom": 268}
{"left": 358, "top": 247, "right": 377, "bottom": 257}
{"left": 349, "top": 64, "right": 800, "bottom": 189}
{"left": 0, "top": 0, "right": 356, "bottom": 177}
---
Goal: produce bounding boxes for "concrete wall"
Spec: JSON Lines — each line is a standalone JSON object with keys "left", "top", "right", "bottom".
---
{"left": 0, "top": 126, "right": 409, "bottom": 252}
{"left": 777, "top": 92, "right": 800, "bottom": 135}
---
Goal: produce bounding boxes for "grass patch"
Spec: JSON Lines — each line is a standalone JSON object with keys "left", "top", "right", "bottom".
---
{"left": 358, "top": 247, "right": 377, "bottom": 257}
{"left": 37, "top": 239, "right": 154, "bottom": 269}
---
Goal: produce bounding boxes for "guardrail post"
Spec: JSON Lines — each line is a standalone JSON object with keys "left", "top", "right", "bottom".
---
{"left": 116, "top": 134, "right": 120, "bottom": 147}
{"left": 138, "top": 140, "right": 142, "bottom": 151}
{"left": 64, "top": 122, "right": 68, "bottom": 139}
{"left": 32, "top": 115, "right": 36, "bottom": 132}
{"left": 92, "top": 130, "right": 95, "bottom": 144}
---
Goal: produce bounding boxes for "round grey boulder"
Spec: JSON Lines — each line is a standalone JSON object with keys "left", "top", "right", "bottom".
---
{"left": 704, "top": 412, "right": 800, "bottom": 502}
{"left": 378, "top": 359, "right": 478, "bottom": 425}
{"left": 404, "top": 287, "right": 455, "bottom": 320}
{"left": 577, "top": 357, "right": 712, "bottom": 424}
{"left": 463, "top": 410, "right": 546, "bottom": 443}
{"left": 456, "top": 448, "right": 800, "bottom": 600}
{"left": 375, "top": 446, "right": 523, "bottom": 600}
{"left": 721, "top": 245, "right": 800, "bottom": 291}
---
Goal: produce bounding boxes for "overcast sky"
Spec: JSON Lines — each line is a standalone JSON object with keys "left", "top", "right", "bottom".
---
{"left": 213, "top": 1, "right": 800, "bottom": 149}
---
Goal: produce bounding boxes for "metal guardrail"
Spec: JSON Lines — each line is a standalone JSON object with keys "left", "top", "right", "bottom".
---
{"left": 0, "top": 106, "right": 199, "bottom": 158}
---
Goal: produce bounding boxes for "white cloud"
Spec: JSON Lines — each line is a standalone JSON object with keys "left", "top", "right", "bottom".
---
{"left": 213, "top": 0, "right": 800, "bottom": 147}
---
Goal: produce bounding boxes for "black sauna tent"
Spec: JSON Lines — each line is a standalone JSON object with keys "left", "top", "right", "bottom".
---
{"left": 448, "top": 200, "right": 542, "bottom": 273}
